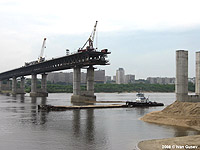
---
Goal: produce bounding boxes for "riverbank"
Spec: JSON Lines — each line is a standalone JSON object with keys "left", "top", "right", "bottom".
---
{"left": 138, "top": 135, "right": 200, "bottom": 150}
{"left": 138, "top": 101, "right": 200, "bottom": 150}
{"left": 140, "top": 101, "right": 200, "bottom": 130}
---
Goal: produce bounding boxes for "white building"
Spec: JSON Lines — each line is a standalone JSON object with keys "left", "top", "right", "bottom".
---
{"left": 116, "top": 68, "right": 125, "bottom": 84}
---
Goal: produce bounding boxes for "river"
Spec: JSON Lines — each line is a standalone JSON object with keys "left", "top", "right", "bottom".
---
{"left": 0, "top": 93, "right": 199, "bottom": 150}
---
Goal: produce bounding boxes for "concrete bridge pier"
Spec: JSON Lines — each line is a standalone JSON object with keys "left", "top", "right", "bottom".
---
{"left": 71, "top": 67, "right": 81, "bottom": 102}
{"left": 41, "top": 74, "right": 47, "bottom": 93}
{"left": 86, "top": 66, "right": 96, "bottom": 99}
{"left": 30, "top": 74, "right": 48, "bottom": 97}
{"left": 12, "top": 76, "right": 26, "bottom": 96}
{"left": 0, "top": 80, "right": 2, "bottom": 92}
{"left": 0, "top": 80, "right": 11, "bottom": 94}
{"left": 6, "top": 80, "right": 11, "bottom": 91}
{"left": 196, "top": 51, "right": 200, "bottom": 95}
{"left": 71, "top": 66, "right": 96, "bottom": 103}
{"left": 20, "top": 76, "right": 25, "bottom": 94}
{"left": 176, "top": 50, "right": 188, "bottom": 102}
{"left": 176, "top": 50, "right": 200, "bottom": 102}
{"left": 12, "top": 77, "right": 17, "bottom": 95}
{"left": 30, "top": 74, "right": 37, "bottom": 97}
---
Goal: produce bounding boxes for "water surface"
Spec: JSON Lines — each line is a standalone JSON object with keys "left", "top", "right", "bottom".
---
{"left": 0, "top": 93, "right": 199, "bottom": 150}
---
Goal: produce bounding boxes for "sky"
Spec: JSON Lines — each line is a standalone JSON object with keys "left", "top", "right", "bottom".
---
{"left": 1, "top": 0, "right": 200, "bottom": 79}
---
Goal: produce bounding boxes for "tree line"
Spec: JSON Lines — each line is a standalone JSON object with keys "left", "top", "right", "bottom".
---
{"left": 24, "top": 81, "right": 195, "bottom": 93}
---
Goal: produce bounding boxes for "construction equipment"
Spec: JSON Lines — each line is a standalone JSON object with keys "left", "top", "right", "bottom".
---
{"left": 38, "top": 38, "right": 47, "bottom": 62}
{"left": 25, "top": 38, "right": 47, "bottom": 66}
{"left": 78, "top": 21, "right": 98, "bottom": 52}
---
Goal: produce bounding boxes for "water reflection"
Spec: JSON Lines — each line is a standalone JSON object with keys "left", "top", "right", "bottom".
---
{"left": 41, "top": 97, "right": 47, "bottom": 105}
{"left": 0, "top": 93, "right": 199, "bottom": 150}
{"left": 72, "top": 109, "right": 97, "bottom": 150}
{"left": 31, "top": 97, "right": 37, "bottom": 104}
{"left": 31, "top": 97, "right": 37, "bottom": 124}
{"left": 85, "top": 109, "right": 95, "bottom": 142}
{"left": 31, "top": 97, "right": 48, "bottom": 125}
{"left": 134, "top": 107, "right": 149, "bottom": 116}
{"left": 73, "top": 110, "right": 81, "bottom": 137}
{"left": 20, "top": 94, "right": 25, "bottom": 103}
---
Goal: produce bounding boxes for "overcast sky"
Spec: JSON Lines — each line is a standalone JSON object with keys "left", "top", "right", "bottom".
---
{"left": 1, "top": 0, "right": 200, "bottom": 79}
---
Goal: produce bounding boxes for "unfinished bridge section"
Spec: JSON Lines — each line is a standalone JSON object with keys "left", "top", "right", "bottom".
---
{"left": 0, "top": 50, "right": 110, "bottom": 101}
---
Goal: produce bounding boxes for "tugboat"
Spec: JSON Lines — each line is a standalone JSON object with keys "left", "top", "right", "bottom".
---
{"left": 126, "top": 92, "right": 164, "bottom": 107}
{"left": 135, "top": 92, "right": 149, "bottom": 103}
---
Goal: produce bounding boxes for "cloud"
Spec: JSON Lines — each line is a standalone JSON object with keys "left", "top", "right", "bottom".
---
{"left": 1, "top": 0, "right": 200, "bottom": 78}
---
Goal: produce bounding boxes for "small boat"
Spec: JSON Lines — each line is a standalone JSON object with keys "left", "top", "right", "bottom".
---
{"left": 136, "top": 92, "right": 149, "bottom": 103}
{"left": 126, "top": 92, "right": 164, "bottom": 107}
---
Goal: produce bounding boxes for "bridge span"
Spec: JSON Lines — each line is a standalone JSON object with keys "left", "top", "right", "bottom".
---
{"left": 0, "top": 50, "right": 110, "bottom": 102}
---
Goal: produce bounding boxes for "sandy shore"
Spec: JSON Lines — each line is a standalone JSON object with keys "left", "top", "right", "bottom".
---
{"left": 138, "top": 101, "right": 200, "bottom": 150}
{"left": 138, "top": 135, "right": 200, "bottom": 150}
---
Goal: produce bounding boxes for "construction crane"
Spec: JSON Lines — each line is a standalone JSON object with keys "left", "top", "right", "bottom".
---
{"left": 24, "top": 38, "right": 47, "bottom": 66}
{"left": 38, "top": 38, "right": 47, "bottom": 63}
{"left": 79, "top": 21, "right": 98, "bottom": 52}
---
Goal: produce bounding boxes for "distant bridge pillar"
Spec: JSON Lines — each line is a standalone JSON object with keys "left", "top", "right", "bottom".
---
{"left": 30, "top": 73, "right": 48, "bottom": 97}
{"left": 176, "top": 50, "right": 188, "bottom": 102}
{"left": 0, "top": 80, "right": 2, "bottom": 91}
{"left": 87, "top": 66, "right": 94, "bottom": 96}
{"left": 6, "top": 80, "right": 11, "bottom": 91}
{"left": 73, "top": 67, "right": 81, "bottom": 95}
{"left": 41, "top": 73, "right": 47, "bottom": 93}
{"left": 20, "top": 76, "right": 25, "bottom": 94}
{"left": 12, "top": 77, "right": 17, "bottom": 95}
{"left": 30, "top": 74, "right": 37, "bottom": 97}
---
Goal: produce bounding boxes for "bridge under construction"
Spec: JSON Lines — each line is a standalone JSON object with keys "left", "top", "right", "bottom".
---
{"left": 0, "top": 21, "right": 111, "bottom": 102}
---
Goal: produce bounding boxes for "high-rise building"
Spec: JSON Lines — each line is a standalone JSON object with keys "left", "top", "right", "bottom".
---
{"left": 116, "top": 68, "right": 125, "bottom": 84}
{"left": 94, "top": 69, "right": 105, "bottom": 83}
{"left": 125, "top": 74, "right": 135, "bottom": 84}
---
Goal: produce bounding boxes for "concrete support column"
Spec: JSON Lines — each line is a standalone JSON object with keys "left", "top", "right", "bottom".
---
{"left": 73, "top": 67, "right": 81, "bottom": 95}
{"left": 12, "top": 77, "right": 17, "bottom": 94}
{"left": 31, "top": 74, "right": 37, "bottom": 93}
{"left": 7, "top": 80, "right": 11, "bottom": 90}
{"left": 176, "top": 50, "right": 188, "bottom": 102}
{"left": 41, "top": 73, "right": 47, "bottom": 92}
{"left": 20, "top": 76, "right": 25, "bottom": 93}
{"left": 87, "top": 66, "right": 94, "bottom": 96}
{"left": 0, "top": 80, "right": 2, "bottom": 91}
{"left": 196, "top": 51, "right": 200, "bottom": 95}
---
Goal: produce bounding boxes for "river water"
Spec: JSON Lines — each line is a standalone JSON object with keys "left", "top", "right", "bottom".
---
{"left": 0, "top": 93, "right": 199, "bottom": 150}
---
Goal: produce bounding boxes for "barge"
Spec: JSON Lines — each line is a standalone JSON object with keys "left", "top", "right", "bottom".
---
{"left": 125, "top": 101, "right": 164, "bottom": 107}
{"left": 38, "top": 104, "right": 127, "bottom": 111}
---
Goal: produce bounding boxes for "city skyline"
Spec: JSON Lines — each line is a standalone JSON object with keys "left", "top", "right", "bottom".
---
{"left": 1, "top": 1, "right": 200, "bottom": 78}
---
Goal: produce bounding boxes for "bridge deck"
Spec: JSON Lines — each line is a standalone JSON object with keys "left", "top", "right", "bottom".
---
{"left": 0, "top": 51, "right": 110, "bottom": 80}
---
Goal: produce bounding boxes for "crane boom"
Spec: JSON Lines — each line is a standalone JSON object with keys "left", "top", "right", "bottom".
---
{"left": 38, "top": 38, "right": 47, "bottom": 62}
{"left": 91, "top": 21, "right": 98, "bottom": 42}
{"left": 81, "top": 21, "right": 98, "bottom": 50}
